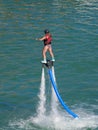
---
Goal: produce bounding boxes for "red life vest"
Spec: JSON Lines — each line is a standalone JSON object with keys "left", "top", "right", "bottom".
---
{"left": 44, "top": 34, "right": 52, "bottom": 45}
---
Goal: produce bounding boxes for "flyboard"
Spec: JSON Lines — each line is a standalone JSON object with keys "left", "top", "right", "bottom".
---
{"left": 42, "top": 60, "right": 78, "bottom": 118}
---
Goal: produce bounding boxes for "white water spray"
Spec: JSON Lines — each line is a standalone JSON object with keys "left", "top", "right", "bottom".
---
{"left": 37, "top": 68, "right": 46, "bottom": 118}
{"left": 51, "top": 67, "right": 59, "bottom": 117}
{"left": 34, "top": 66, "right": 61, "bottom": 124}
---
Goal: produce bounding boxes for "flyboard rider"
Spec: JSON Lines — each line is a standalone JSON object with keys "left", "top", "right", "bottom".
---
{"left": 36, "top": 29, "right": 55, "bottom": 63}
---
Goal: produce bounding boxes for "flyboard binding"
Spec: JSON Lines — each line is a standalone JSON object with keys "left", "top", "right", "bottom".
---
{"left": 41, "top": 60, "right": 54, "bottom": 69}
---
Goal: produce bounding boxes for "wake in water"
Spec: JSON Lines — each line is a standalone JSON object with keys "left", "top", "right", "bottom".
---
{"left": 9, "top": 67, "right": 98, "bottom": 130}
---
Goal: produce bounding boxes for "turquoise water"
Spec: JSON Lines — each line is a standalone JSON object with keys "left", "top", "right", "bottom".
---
{"left": 0, "top": 0, "right": 98, "bottom": 130}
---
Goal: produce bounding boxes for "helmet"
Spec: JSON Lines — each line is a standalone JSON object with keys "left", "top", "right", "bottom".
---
{"left": 44, "top": 29, "right": 49, "bottom": 34}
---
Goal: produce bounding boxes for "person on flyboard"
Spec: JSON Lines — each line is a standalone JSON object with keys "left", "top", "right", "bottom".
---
{"left": 37, "top": 29, "right": 55, "bottom": 63}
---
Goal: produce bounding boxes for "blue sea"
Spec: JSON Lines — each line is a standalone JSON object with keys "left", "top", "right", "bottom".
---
{"left": 0, "top": 0, "right": 98, "bottom": 130}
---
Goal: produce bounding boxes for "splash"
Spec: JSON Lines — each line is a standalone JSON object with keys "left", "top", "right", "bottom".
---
{"left": 9, "top": 104, "right": 98, "bottom": 130}
{"left": 9, "top": 67, "right": 98, "bottom": 130}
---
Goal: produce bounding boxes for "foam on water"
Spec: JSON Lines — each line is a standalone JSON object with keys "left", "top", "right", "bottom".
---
{"left": 9, "top": 106, "right": 98, "bottom": 130}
